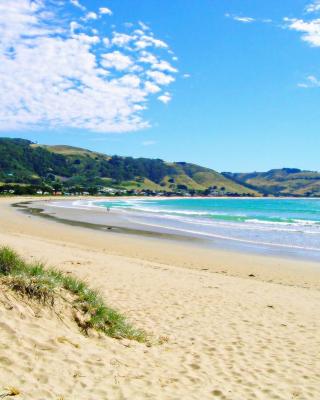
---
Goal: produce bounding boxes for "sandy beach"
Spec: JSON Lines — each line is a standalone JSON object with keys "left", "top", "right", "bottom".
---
{"left": 0, "top": 196, "right": 320, "bottom": 399}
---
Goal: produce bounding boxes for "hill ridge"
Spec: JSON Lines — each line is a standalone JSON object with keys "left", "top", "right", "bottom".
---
{"left": 1, "top": 138, "right": 319, "bottom": 196}
{"left": 0, "top": 138, "right": 257, "bottom": 196}
{"left": 223, "top": 169, "right": 320, "bottom": 197}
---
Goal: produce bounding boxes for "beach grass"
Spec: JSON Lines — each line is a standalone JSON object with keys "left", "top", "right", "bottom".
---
{"left": 0, "top": 246, "right": 146, "bottom": 342}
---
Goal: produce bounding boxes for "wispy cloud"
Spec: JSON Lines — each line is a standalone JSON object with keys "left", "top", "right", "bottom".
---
{"left": 70, "top": 0, "right": 86, "bottom": 11}
{"left": 83, "top": 11, "right": 98, "bottom": 21}
{"left": 298, "top": 75, "right": 320, "bottom": 88}
{"left": 0, "top": 1, "right": 178, "bottom": 133}
{"left": 99, "top": 7, "right": 112, "bottom": 16}
{"left": 305, "top": 1, "right": 320, "bottom": 13}
{"left": 226, "top": 5, "right": 320, "bottom": 88}
{"left": 229, "top": 5, "right": 320, "bottom": 49}
{"left": 225, "top": 13, "right": 255, "bottom": 23}
{"left": 233, "top": 16, "right": 255, "bottom": 23}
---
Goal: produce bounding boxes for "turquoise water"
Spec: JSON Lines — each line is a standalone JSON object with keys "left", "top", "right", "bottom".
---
{"left": 92, "top": 198, "right": 320, "bottom": 257}
{"left": 96, "top": 198, "right": 320, "bottom": 226}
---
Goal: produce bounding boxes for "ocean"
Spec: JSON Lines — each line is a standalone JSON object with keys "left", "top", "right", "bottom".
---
{"left": 92, "top": 198, "right": 320, "bottom": 259}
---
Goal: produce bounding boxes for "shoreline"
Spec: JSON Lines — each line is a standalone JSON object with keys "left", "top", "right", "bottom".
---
{"left": 20, "top": 197, "right": 320, "bottom": 263}
{"left": 6, "top": 197, "right": 320, "bottom": 290}
{"left": 3, "top": 194, "right": 320, "bottom": 199}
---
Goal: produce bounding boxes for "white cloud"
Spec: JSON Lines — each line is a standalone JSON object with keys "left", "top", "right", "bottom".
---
{"left": 152, "top": 60, "right": 177, "bottom": 73}
{"left": 0, "top": 0, "right": 177, "bottom": 133}
{"left": 139, "top": 22, "right": 149, "bottom": 31}
{"left": 233, "top": 16, "right": 255, "bottom": 23}
{"left": 227, "top": 4, "right": 320, "bottom": 89}
{"left": 70, "top": 21, "right": 81, "bottom": 34}
{"left": 101, "top": 51, "right": 133, "bottom": 70}
{"left": 144, "top": 81, "right": 161, "bottom": 93}
{"left": 226, "top": 13, "right": 273, "bottom": 25}
{"left": 225, "top": 13, "right": 255, "bottom": 23}
{"left": 139, "top": 52, "right": 177, "bottom": 73}
{"left": 103, "top": 37, "right": 110, "bottom": 47}
{"left": 111, "top": 32, "right": 135, "bottom": 47}
{"left": 183, "top": 73, "right": 191, "bottom": 79}
{"left": 135, "top": 34, "right": 168, "bottom": 49}
{"left": 147, "top": 71, "right": 175, "bottom": 85}
{"left": 99, "top": 7, "right": 112, "bottom": 16}
{"left": 282, "top": 6, "right": 320, "bottom": 87}
{"left": 73, "top": 33, "right": 100, "bottom": 44}
{"left": 306, "top": 1, "right": 320, "bottom": 13}
{"left": 158, "top": 92, "right": 172, "bottom": 104}
{"left": 285, "top": 17, "right": 320, "bottom": 47}
{"left": 117, "top": 74, "right": 141, "bottom": 88}
{"left": 298, "top": 75, "right": 320, "bottom": 87}
{"left": 70, "top": 0, "right": 86, "bottom": 11}
{"left": 83, "top": 12, "right": 98, "bottom": 21}
{"left": 139, "top": 51, "right": 158, "bottom": 64}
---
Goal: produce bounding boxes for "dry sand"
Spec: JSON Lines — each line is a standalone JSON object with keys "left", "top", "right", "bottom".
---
{"left": 0, "top": 197, "right": 319, "bottom": 400}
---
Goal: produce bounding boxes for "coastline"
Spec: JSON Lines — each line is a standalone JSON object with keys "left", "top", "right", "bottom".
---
{"left": 1, "top": 196, "right": 320, "bottom": 399}
{"left": 6, "top": 197, "right": 320, "bottom": 289}
{"left": 26, "top": 197, "right": 320, "bottom": 262}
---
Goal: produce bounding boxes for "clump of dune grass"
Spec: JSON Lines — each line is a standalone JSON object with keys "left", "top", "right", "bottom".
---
{"left": 0, "top": 247, "right": 145, "bottom": 342}
{"left": 0, "top": 386, "right": 20, "bottom": 398}
{"left": 4, "top": 275, "right": 55, "bottom": 306}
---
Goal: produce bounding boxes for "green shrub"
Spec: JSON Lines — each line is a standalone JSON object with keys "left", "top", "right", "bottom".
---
{"left": 0, "top": 247, "right": 145, "bottom": 342}
{"left": 0, "top": 247, "right": 24, "bottom": 275}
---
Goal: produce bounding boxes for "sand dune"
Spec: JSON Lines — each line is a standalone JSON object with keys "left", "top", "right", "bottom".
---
{"left": 0, "top": 197, "right": 320, "bottom": 399}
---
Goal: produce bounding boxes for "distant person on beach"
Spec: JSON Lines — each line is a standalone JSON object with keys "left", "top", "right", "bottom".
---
{"left": 107, "top": 207, "right": 110, "bottom": 213}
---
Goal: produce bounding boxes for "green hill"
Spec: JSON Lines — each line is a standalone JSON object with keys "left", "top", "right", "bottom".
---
{"left": 2, "top": 138, "right": 319, "bottom": 197}
{"left": 0, "top": 138, "right": 257, "bottom": 196}
{"left": 223, "top": 168, "right": 320, "bottom": 197}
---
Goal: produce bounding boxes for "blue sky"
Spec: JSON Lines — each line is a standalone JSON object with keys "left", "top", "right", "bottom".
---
{"left": 1, "top": 0, "right": 320, "bottom": 172}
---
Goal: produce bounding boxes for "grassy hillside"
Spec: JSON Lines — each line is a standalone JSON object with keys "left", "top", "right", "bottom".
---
{"left": 3, "top": 138, "right": 319, "bottom": 196}
{"left": 32, "top": 144, "right": 110, "bottom": 160}
{"left": 223, "top": 169, "right": 320, "bottom": 197}
{"left": 2, "top": 138, "right": 319, "bottom": 196}
{"left": 0, "top": 138, "right": 256, "bottom": 195}
{"left": 166, "top": 162, "right": 258, "bottom": 194}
